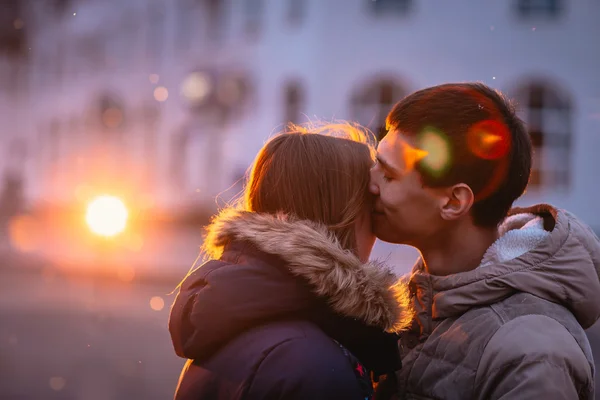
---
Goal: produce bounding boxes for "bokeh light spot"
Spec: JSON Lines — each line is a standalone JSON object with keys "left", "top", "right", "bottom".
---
{"left": 153, "top": 86, "right": 169, "bottom": 102}
{"left": 150, "top": 296, "right": 165, "bottom": 311}
{"left": 467, "top": 120, "right": 511, "bottom": 160}
{"left": 417, "top": 128, "right": 451, "bottom": 177}
{"left": 181, "top": 72, "right": 211, "bottom": 104}
{"left": 49, "top": 377, "right": 66, "bottom": 391}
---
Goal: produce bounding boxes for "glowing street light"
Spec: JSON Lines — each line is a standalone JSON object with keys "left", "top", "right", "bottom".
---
{"left": 86, "top": 195, "right": 128, "bottom": 237}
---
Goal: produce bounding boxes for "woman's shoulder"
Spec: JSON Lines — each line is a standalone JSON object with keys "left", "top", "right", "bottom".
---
{"left": 237, "top": 320, "right": 370, "bottom": 399}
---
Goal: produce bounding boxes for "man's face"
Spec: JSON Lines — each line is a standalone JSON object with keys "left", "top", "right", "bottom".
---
{"left": 369, "top": 131, "right": 444, "bottom": 246}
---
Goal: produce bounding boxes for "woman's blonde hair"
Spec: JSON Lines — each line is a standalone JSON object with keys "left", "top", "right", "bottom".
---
{"left": 243, "top": 121, "right": 376, "bottom": 253}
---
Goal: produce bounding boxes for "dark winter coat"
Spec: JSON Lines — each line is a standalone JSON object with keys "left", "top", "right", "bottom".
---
{"left": 169, "top": 210, "right": 413, "bottom": 400}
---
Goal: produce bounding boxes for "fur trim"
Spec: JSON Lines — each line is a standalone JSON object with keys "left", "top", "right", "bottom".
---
{"left": 203, "top": 208, "right": 413, "bottom": 332}
{"left": 479, "top": 213, "right": 550, "bottom": 268}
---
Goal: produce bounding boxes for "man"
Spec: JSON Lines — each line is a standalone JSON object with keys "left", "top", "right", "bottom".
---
{"left": 370, "top": 82, "right": 600, "bottom": 399}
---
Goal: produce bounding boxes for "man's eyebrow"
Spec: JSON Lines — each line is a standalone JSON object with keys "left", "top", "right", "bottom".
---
{"left": 376, "top": 155, "right": 402, "bottom": 175}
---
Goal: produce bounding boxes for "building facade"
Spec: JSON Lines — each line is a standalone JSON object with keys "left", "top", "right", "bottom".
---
{"left": 4, "top": 0, "right": 600, "bottom": 231}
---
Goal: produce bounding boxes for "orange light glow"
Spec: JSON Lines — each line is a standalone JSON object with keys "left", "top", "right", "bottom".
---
{"left": 467, "top": 120, "right": 511, "bottom": 160}
{"left": 8, "top": 215, "right": 40, "bottom": 252}
{"left": 481, "top": 132, "right": 503, "bottom": 146}
{"left": 118, "top": 266, "right": 136, "bottom": 282}
{"left": 401, "top": 141, "right": 429, "bottom": 171}
{"left": 85, "top": 195, "right": 128, "bottom": 237}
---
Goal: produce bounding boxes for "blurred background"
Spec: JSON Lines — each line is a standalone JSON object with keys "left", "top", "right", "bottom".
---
{"left": 0, "top": 0, "right": 599, "bottom": 398}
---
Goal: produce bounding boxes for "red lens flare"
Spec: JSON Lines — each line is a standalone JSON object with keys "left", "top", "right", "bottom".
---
{"left": 467, "top": 120, "right": 511, "bottom": 161}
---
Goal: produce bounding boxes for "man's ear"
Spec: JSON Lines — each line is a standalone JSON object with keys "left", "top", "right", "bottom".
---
{"left": 440, "top": 183, "right": 474, "bottom": 221}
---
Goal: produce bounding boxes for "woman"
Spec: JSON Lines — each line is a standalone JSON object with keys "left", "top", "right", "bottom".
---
{"left": 169, "top": 123, "right": 412, "bottom": 400}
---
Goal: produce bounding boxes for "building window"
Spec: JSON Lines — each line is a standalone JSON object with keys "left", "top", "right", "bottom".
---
{"left": 245, "top": 0, "right": 263, "bottom": 39}
{"left": 516, "top": 0, "right": 563, "bottom": 18}
{"left": 55, "top": 42, "right": 65, "bottom": 83}
{"left": 371, "top": 0, "right": 413, "bottom": 14}
{"left": 176, "top": 0, "right": 195, "bottom": 51}
{"left": 514, "top": 81, "right": 572, "bottom": 189}
{"left": 99, "top": 95, "right": 125, "bottom": 131}
{"left": 206, "top": 0, "right": 225, "bottom": 41}
{"left": 284, "top": 81, "right": 304, "bottom": 126}
{"left": 80, "top": 37, "right": 106, "bottom": 72}
{"left": 52, "top": 0, "right": 71, "bottom": 15}
{"left": 147, "top": 3, "right": 165, "bottom": 64}
{"left": 287, "top": 0, "right": 305, "bottom": 26}
{"left": 142, "top": 104, "right": 159, "bottom": 184}
{"left": 49, "top": 119, "right": 60, "bottom": 163}
{"left": 171, "top": 131, "right": 189, "bottom": 191}
{"left": 350, "top": 78, "right": 406, "bottom": 141}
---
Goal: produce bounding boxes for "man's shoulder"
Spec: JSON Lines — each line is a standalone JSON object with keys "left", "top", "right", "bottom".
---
{"left": 435, "top": 292, "right": 588, "bottom": 366}
{"left": 457, "top": 292, "right": 578, "bottom": 329}
{"left": 488, "top": 292, "right": 584, "bottom": 335}
{"left": 461, "top": 293, "right": 593, "bottom": 375}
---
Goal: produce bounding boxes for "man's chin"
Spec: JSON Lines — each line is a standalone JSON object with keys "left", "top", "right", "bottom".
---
{"left": 371, "top": 214, "right": 394, "bottom": 242}
{"left": 372, "top": 216, "right": 408, "bottom": 245}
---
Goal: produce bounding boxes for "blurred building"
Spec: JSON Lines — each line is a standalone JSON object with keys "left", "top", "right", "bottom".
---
{"left": 4, "top": 0, "right": 600, "bottom": 231}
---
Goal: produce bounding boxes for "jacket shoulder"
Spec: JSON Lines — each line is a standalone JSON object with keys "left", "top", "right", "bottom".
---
{"left": 475, "top": 312, "right": 594, "bottom": 398}
{"left": 245, "top": 322, "right": 367, "bottom": 399}
{"left": 182, "top": 319, "right": 366, "bottom": 400}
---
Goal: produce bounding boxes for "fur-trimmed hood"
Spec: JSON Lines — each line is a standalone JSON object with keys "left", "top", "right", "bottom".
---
{"left": 202, "top": 209, "right": 412, "bottom": 332}
{"left": 169, "top": 209, "right": 413, "bottom": 372}
{"left": 409, "top": 204, "right": 600, "bottom": 329}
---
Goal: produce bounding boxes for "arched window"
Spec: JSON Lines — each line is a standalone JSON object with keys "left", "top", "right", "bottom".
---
{"left": 244, "top": 0, "right": 263, "bottom": 39}
{"left": 49, "top": 119, "right": 60, "bottom": 163}
{"left": 283, "top": 81, "right": 304, "bottom": 126}
{"left": 170, "top": 130, "right": 189, "bottom": 191}
{"left": 350, "top": 78, "right": 406, "bottom": 140}
{"left": 516, "top": 0, "right": 563, "bottom": 19}
{"left": 287, "top": 0, "right": 305, "bottom": 26}
{"left": 371, "top": 0, "right": 413, "bottom": 14}
{"left": 513, "top": 80, "right": 572, "bottom": 189}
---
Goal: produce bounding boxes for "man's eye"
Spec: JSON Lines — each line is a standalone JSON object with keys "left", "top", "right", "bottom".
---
{"left": 383, "top": 175, "right": 392, "bottom": 182}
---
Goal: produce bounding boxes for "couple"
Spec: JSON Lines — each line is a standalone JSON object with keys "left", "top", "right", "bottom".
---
{"left": 169, "top": 83, "right": 600, "bottom": 399}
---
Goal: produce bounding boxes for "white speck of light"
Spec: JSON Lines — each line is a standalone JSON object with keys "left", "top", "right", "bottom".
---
{"left": 493, "top": 77, "right": 496, "bottom": 80}
{"left": 73, "top": 12, "right": 76, "bottom": 16}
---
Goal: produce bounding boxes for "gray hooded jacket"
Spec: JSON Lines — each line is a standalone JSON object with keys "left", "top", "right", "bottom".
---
{"left": 397, "top": 204, "right": 600, "bottom": 399}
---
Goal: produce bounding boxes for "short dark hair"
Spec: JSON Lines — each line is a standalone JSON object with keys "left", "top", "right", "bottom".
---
{"left": 386, "top": 82, "right": 532, "bottom": 227}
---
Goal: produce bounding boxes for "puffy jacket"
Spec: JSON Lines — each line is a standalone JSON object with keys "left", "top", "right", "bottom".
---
{"left": 396, "top": 205, "right": 600, "bottom": 399}
{"left": 169, "top": 209, "right": 413, "bottom": 400}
